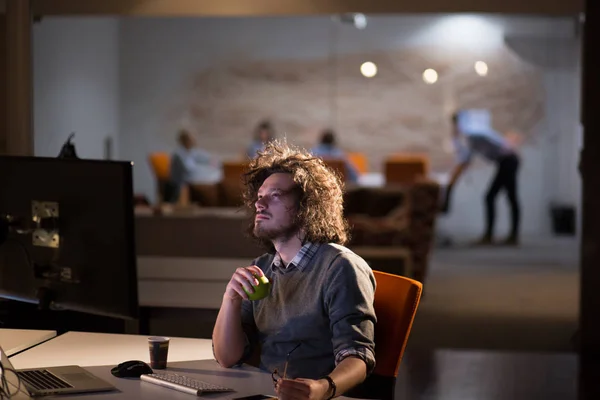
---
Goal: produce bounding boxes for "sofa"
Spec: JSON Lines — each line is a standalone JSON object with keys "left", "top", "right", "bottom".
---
{"left": 344, "top": 181, "right": 440, "bottom": 284}
{"left": 153, "top": 179, "right": 440, "bottom": 284}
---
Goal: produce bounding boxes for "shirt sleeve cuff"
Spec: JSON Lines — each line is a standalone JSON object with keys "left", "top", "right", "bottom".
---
{"left": 334, "top": 346, "right": 376, "bottom": 375}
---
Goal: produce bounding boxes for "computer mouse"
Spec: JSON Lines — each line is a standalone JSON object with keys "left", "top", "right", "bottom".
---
{"left": 111, "top": 360, "right": 153, "bottom": 378}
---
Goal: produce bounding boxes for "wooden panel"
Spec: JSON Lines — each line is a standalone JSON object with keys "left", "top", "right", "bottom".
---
{"left": 5, "top": 0, "right": 33, "bottom": 156}
{"left": 0, "top": 13, "right": 6, "bottom": 154}
{"left": 32, "top": 0, "right": 582, "bottom": 16}
{"left": 580, "top": 0, "right": 600, "bottom": 365}
{"left": 580, "top": 0, "right": 600, "bottom": 395}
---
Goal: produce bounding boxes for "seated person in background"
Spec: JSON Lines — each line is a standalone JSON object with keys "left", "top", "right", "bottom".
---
{"left": 212, "top": 140, "right": 377, "bottom": 399}
{"left": 311, "top": 129, "right": 360, "bottom": 183}
{"left": 246, "top": 120, "right": 276, "bottom": 158}
{"left": 165, "top": 130, "right": 222, "bottom": 203}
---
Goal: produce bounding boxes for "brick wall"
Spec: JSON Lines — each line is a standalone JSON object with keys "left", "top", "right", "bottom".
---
{"left": 176, "top": 44, "right": 544, "bottom": 172}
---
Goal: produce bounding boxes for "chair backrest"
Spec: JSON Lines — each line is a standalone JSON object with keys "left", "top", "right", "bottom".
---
{"left": 223, "top": 161, "right": 249, "bottom": 184}
{"left": 372, "top": 270, "right": 422, "bottom": 377}
{"left": 347, "top": 152, "right": 368, "bottom": 174}
{"left": 384, "top": 154, "right": 429, "bottom": 184}
{"left": 148, "top": 152, "right": 171, "bottom": 180}
{"left": 322, "top": 158, "right": 348, "bottom": 182}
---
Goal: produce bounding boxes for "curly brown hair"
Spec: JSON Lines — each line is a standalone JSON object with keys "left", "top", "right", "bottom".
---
{"left": 242, "top": 140, "right": 349, "bottom": 249}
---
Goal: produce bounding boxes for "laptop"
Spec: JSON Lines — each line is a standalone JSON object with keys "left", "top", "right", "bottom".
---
{"left": 0, "top": 345, "right": 116, "bottom": 398}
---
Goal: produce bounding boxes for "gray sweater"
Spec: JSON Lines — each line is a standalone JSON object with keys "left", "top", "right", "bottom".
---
{"left": 240, "top": 243, "right": 377, "bottom": 380}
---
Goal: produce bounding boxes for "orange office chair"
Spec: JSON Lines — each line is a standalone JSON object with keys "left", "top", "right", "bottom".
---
{"left": 347, "top": 270, "right": 422, "bottom": 399}
{"left": 347, "top": 152, "right": 368, "bottom": 175}
{"left": 148, "top": 152, "right": 170, "bottom": 180}
{"left": 372, "top": 270, "right": 422, "bottom": 377}
{"left": 322, "top": 158, "right": 348, "bottom": 183}
{"left": 222, "top": 160, "right": 249, "bottom": 184}
{"left": 148, "top": 152, "right": 171, "bottom": 202}
{"left": 384, "top": 153, "right": 429, "bottom": 184}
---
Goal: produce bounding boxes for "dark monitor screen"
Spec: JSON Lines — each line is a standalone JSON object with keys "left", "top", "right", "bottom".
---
{"left": 0, "top": 155, "right": 138, "bottom": 320}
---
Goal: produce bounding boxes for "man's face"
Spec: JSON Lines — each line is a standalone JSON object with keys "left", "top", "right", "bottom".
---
{"left": 253, "top": 173, "right": 300, "bottom": 242}
{"left": 258, "top": 129, "right": 270, "bottom": 143}
{"left": 180, "top": 134, "right": 195, "bottom": 149}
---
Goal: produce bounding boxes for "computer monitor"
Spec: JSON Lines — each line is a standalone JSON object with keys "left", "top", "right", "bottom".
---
{"left": 0, "top": 155, "right": 138, "bottom": 320}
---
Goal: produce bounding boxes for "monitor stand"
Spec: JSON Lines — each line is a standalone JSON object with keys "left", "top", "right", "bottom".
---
{"left": 35, "top": 286, "right": 56, "bottom": 312}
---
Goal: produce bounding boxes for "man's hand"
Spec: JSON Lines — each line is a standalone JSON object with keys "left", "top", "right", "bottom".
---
{"left": 441, "top": 161, "right": 469, "bottom": 214}
{"left": 276, "top": 378, "right": 330, "bottom": 400}
{"left": 447, "top": 162, "right": 469, "bottom": 188}
{"left": 223, "top": 265, "right": 265, "bottom": 302}
{"left": 440, "top": 183, "right": 453, "bottom": 214}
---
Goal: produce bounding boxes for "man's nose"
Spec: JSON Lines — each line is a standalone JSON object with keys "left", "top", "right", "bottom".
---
{"left": 255, "top": 197, "right": 267, "bottom": 210}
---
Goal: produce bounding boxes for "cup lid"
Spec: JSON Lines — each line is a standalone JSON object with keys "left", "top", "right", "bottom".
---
{"left": 148, "top": 336, "right": 170, "bottom": 342}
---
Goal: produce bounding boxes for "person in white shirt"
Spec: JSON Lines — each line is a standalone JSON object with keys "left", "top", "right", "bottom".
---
{"left": 444, "top": 110, "right": 520, "bottom": 246}
{"left": 166, "top": 130, "right": 222, "bottom": 202}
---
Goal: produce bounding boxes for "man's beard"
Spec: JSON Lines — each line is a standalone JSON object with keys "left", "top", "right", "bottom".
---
{"left": 253, "top": 220, "right": 300, "bottom": 243}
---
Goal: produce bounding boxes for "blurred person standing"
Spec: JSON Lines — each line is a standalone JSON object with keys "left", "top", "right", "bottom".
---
{"left": 443, "top": 110, "right": 521, "bottom": 246}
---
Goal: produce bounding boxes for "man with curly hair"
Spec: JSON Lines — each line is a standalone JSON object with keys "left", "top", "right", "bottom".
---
{"left": 212, "top": 140, "right": 376, "bottom": 400}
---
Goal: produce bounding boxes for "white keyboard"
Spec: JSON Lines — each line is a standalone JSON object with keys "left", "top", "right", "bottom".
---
{"left": 140, "top": 373, "right": 234, "bottom": 396}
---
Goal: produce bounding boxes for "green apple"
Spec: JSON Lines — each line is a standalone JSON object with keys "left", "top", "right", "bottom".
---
{"left": 243, "top": 275, "right": 271, "bottom": 301}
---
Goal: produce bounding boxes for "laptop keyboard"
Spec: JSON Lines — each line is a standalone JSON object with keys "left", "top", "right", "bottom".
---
{"left": 17, "top": 370, "right": 73, "bottom": 391}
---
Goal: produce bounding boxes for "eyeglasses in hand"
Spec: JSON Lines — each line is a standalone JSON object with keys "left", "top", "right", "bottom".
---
{"left": 271, "top": 342, "right": 302, "bottom": 388}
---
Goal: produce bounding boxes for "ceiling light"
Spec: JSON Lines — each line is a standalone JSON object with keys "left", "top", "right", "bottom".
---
{"left": 423, "top": 69, "right": 438, "bottom": 84}
{"left": 474, "top": 61, "right": 488, "bottom": 76}
{"left": 360, "top": 62, "right": 377, "bottom": 78}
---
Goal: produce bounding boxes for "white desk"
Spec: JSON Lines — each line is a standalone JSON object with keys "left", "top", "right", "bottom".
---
{"left": 10, "top": 331, "right": 213, "bottom": 369}
{"left": 27, "top": 359, "right": 363, "bottom": 399}
{"left": 9, "top": 331, "right": 365, "bottom": 399}
{"left": 0, "top": 328, "right": 56, "bottom": 356}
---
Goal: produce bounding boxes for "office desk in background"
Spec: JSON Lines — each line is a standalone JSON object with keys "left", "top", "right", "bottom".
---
{"left": 10, "top": 331, "right": 213, "bottom": 369}
{"left": 0, "top": 328, "right": 56, "bottom": 356}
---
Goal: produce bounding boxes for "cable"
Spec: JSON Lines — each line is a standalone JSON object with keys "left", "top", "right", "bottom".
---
{"left": 0, "top": 360, "right": 26, "bottom": 399}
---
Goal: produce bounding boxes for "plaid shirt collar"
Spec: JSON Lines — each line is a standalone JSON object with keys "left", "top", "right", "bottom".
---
{"left": 271, "top": 242, "right": 321, "bottom": 272}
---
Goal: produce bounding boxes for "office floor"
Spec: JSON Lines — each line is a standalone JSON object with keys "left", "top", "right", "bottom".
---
{"left": 389, "top": 236, "right": 580, "bottom": 400}
{"left": 410, "top": 236, "right": 579, "bottom": 352}
{"left": 393, "top": 348, "right": 578, "bottom": 400}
